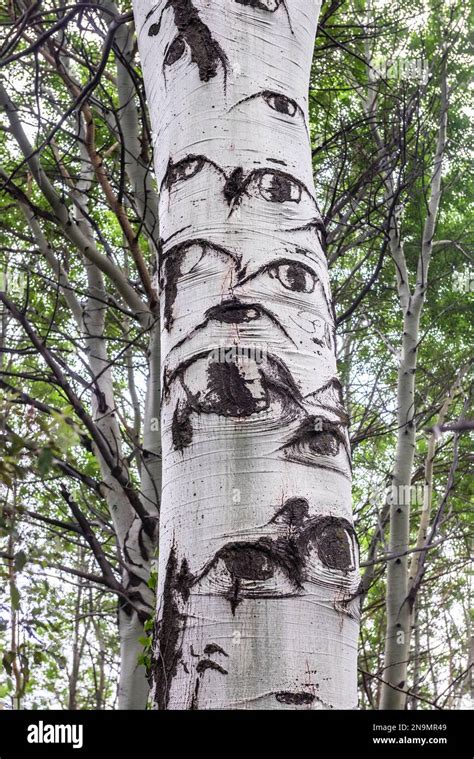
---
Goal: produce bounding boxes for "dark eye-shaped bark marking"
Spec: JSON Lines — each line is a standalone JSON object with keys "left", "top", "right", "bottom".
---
{"left": 206, "top": 361, "right": 266, "bottom": 416}
{"left": 163, "top": 155, "right": 205, "bottom": 188}
{"left": 287, "top": 217, "right": 327, "bottom": 250}
{"left": 270, "top": 497, "right": 310, "bottom": 528}
{"left": 275, "top": 691, "right": 315, "bottom": 705}
{"left": 235, "top": 0, "right": 281, "bottom": 9}
{"left": 208, "top": 301, "right": 261, "bottom": 323}
{"left": 195, "top": 659, "right": 228, "bottom": 675}
{"left": 268, "top": 261, "right": 316, "bottom": 293}
{"left": 304, "top": 379, "right": 349, "bottom": 424}
{"left": 300, "top": 516, "right": 358, "bottom": 573}
{"left": 160, "top": 239, "right": 240, "bottom": 329}
{"left": 164, "top": 35, "right": 186, "bottom": 66}
{"left": 198, "top": 538, "right": 304, "bottom": 613}
{"left": 234, "top": 0, "right": 293, "bottom": 32}
{"left": 188, "top": 517, "right": 357, "bottom": 614}
{"left": 162, "top": 154, "right": 225, "bottom": 190}
{"left": 231, "top": 91, "right": 305, "bottom": 126}
{"left": 258, "top": 173, "right": 301, "bottom": 203}
{"left": 280, "top": 417, "right": 350, "bottom": 474}
{"left": 148, "top": 0, "right": 228, "bottom": 82}
{"left": 263, "top": 91, "right": 297, "bottom": 116}
{"left": 237, "top": 250, "right": 326, "bottom": 291}
{"left": 203, "top": 643, "right": 228, "bottom": 656}
{"left": 224, "top": 168, "right": 313, "bottom": 211}
{"left": 169, "top": 297, "right": 297, "bottom": 350}
{"left": 222, "top": 544, "right": 275, "bottom": 580}
{"left": 316, "top": 522, "right": 354, "bottom": 571}
{"left": 163, "top": 350, "right": 303, "bottom": 421}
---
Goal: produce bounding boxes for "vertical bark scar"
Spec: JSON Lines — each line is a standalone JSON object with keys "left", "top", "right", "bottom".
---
{"left": 148, "top": 0, "right": 228, "bottom": 82}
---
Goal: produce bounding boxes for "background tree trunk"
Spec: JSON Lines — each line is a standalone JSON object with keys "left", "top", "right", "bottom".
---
{"left": 380, "top": 63, "right": 448, "bottom": 710}
{"left": 133, "top": 0, "right": 359, "bottom": 710}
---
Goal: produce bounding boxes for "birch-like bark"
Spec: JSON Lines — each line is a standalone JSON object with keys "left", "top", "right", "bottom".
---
{"left": 380, "top": 64, "right": 448, "bottom": 710}
{"left": 133, "top": 0, "right": 359, "bottom": 709}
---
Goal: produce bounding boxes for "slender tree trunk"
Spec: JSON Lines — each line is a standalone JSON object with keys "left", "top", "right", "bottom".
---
{"left": 380, "top": 64, "right": 448, "bottom": 710}
{"left": 75, "top": 124, "right": 155, "bottom": 709}
{"left": 68, "top": 549, "right": 86, "bottom": 710}
{"left": 133, "top": 0, "right": 358, "bottom": 709}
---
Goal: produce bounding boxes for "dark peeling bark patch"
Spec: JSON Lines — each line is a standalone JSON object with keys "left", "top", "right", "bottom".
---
{"left": 259, "top": 172, "right": 300, "bottom": 203}
{"left": 149, "top": 0, "right": 228, "bottom": 82}
{"left": 271, "top": 497, "right": 309, "bottom": 528}
{"left": 172, "top": 402, "right": 193, "bottom": 451}
{"left": 163, "top": 154, "right": 207, "bottom": 189}
{"left": 196, "top": 659, "right": 228, "bottom": 675}
{"left": 223, "top": 167, "right": 245, "bottom": 203}
{"left": 285, "top": 263, "right": 310, "bottom": 291}
{"left": 275, "top": 691, "right": 315, "bottom": 705}
{"left": 236, "top": 0, "right": 281, "bottom": 11}
{"left": 206, "top": 299, "right": 261, "bottom": 324}
{"left": 221, "top": 544, "right": 275, "bottom": 581}
{"left": 301, "top": 516, "right": 358, "bottom": 572}
{"left": 189, "top": 677, "right": 200, "bottom": 709}
{"left": 313, "top": 519, "right": 354, "bottom": 571}
{"left": 176, "top": 557, "right": 194, "bottom": 601}
{"left": 152, "top": 546, "right": 182, "bottom": 709}
{"left": 268, "top": 261, "right": 316, "bottom": 293}
{"left": 282, "top": 417, "right": 349, "bottom": 464}
{"left": 211, "top": 537, "right": 304, "bottom": 607}
{"left": 152, "top": 548, "right": 195, "bottom": 708}
{"left": 163, "top": 254, "right": 181, "bottom": 330}
{"left": 204, "top": 643, "right": 228, "bottom": 656}
{"left": 165, "top": 35, "right": 186, "bottom": 66}
{"left": 206, "top": 361, "right": 262, "bottom": 416}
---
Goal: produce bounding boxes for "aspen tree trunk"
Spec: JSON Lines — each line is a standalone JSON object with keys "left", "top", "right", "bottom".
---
{"left": 380, "top": 66, "right": 448, "bottom": 710}
{"left": 0, "top": 53, "right": 158, "bottom": 706}
{"left": 133, "top": 0, "right": 359, "bottom": 709}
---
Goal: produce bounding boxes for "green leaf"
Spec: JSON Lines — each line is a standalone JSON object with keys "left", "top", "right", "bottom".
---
{"left": 37, "top": 447, "right": 54, "bottom": 477}
{"left": 10, "top": 583, "right": 20, "bottom": 610}
{"left": 2, "top": 651, "right": 13, "bottom": 676}
{"left": 14, "top": 550, "right": 27, "bottom": 573}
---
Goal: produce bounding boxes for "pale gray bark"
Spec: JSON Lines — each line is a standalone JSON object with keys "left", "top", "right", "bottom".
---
{"left": 0, "top": 77, "right": 157, "bottom": 707}
{"left": 133, "top": 0, "right": 359, "bottom": 710}
{"left": 380, "top": 64, "right": 448, "bottom": 710}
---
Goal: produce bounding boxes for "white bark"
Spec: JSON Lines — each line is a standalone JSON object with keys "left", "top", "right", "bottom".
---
{"left": 133, "top": 0, "right": 358, "bottom": 709}
{"left": 1, "top": 8, "right": 160, "bottom": 711}
{"left": 380, "top": 65, "right": 448, "bottom": 710}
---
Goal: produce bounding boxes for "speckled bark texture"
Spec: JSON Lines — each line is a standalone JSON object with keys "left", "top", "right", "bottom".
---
{"left": 133, "top": 0, "right": 359, "bottom": 709}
